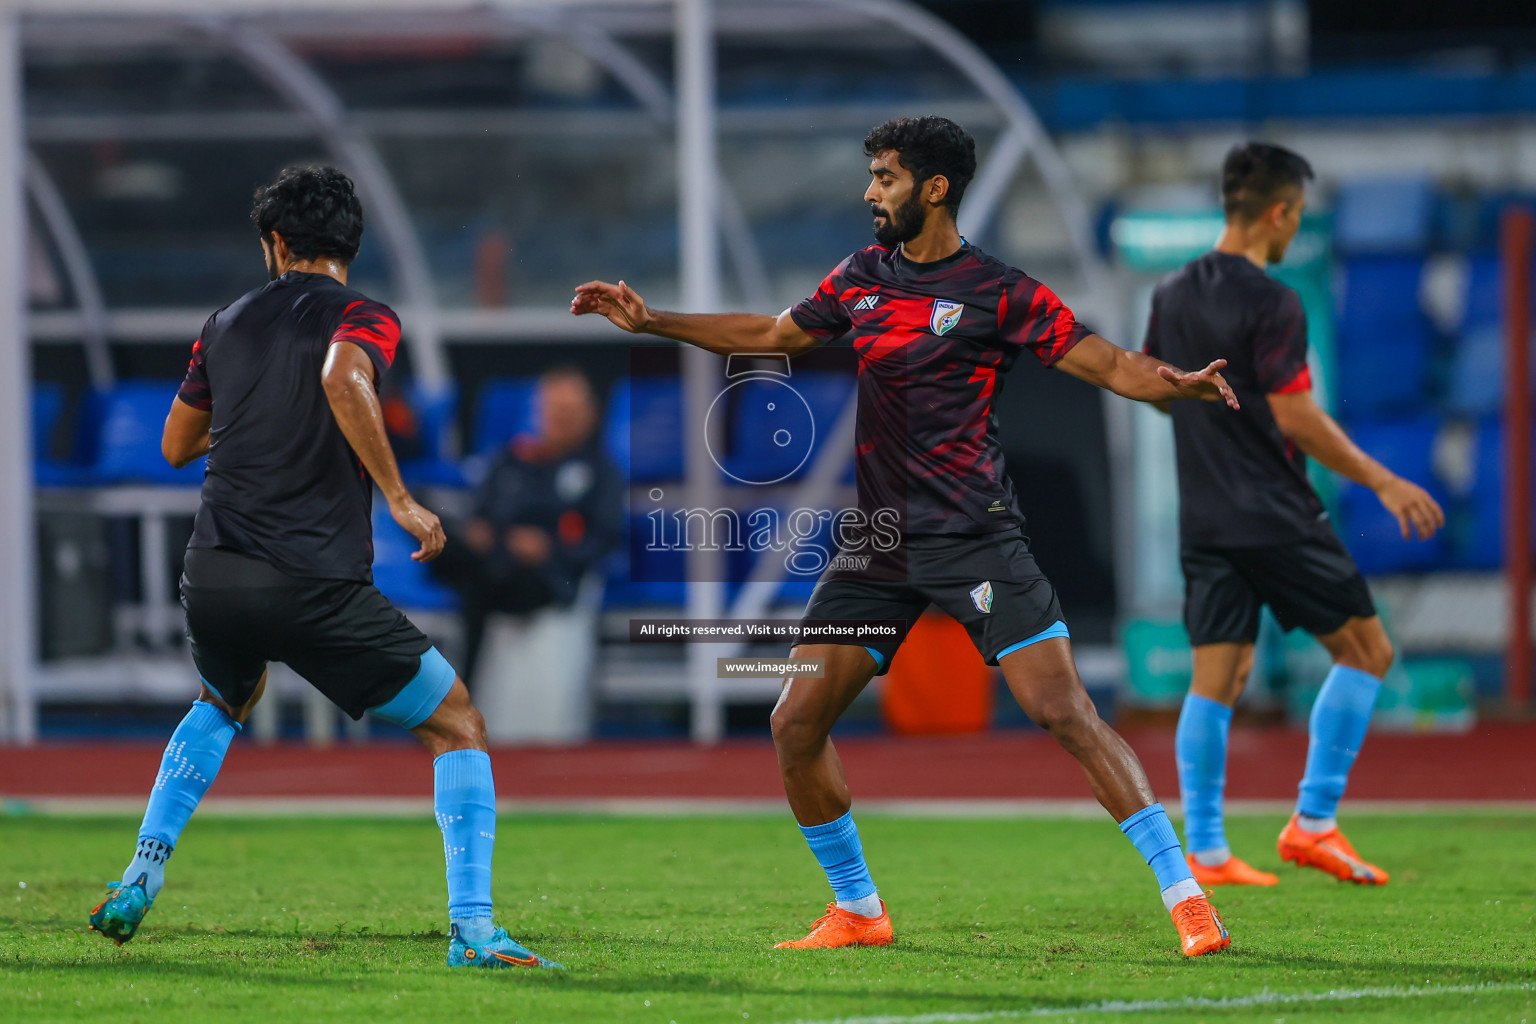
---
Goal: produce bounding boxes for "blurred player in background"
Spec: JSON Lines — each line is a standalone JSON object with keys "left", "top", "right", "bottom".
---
{"left": 1145, "top": 143, "right": 1445, "bottom": 888}
{"left": 574, "top": 116, "right": 1241, "bottom": 957}
{"left": 87, "top": 166, "right": 562, "bottom": 971}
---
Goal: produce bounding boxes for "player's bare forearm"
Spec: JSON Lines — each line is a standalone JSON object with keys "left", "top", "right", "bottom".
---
{"left": 1269, "top": 389, "right": 1444, "bottom": 540}
{"left": 1058, "top": 334, "right": 1239, "bottom": 408}
{"left": 323, "top": 342, "right": 445, "bottom": 559}
{"left": 322, "top": 347, "right": 410, "bottom": 504}
{"left": 162, "top": 399, "right": 212, "bottom": 468}
{"left": 571, "top": 279, "right": 820, "bottom": 356}
{"left": 1269, "top": 392, "right": 1392, "bottom": 491}
{"left": 644, "top": 309, "right": 817, "bottom": 356}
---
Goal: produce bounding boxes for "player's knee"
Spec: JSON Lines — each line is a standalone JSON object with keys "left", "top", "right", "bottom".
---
{"left": 1331, "top": 622, "right": 1394, "bottom": 678}
{"left": 1025, "top": 686, "right": 1097, "bottom": 738}
{"left": 769, "top": 697, "right": 823, "bottom": 760}
{"left": 1359, "top": 633, "right": 1394, "bottom": 678}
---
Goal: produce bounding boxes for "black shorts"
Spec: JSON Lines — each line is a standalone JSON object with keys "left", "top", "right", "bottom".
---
{"left": 1181, "top": 528, "right": 1377, "bottom": 647}
{"left": 797, "top": 530, "right": 1067, "bottom": 675}
{"left": 180, "top": 547, "right": 438, "bottom": 721}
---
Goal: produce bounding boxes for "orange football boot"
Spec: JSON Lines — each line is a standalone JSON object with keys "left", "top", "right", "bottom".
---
{"left": 1277, "top": 814, "right": 1389, "bottom": 885}
{"left": 774, "top": 901, "right": 893, "bottom": 949}
{"left": 1187, "top": 852, "right": 1279, "bottom": 887}
{"left": 1171, "top": 890, "right": 1230, "bottom": 957}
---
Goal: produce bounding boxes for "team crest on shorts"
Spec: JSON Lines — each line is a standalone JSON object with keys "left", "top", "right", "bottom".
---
{"left": 930, "top": 300, "right": 964, "bottom": 336}
{"left": 969, "top": 580, "right": 994, "bottom": 614}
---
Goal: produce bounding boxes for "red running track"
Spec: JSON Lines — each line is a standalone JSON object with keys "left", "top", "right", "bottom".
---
{"left": 2, "top": 724, "right": 1532, "bottom": 803}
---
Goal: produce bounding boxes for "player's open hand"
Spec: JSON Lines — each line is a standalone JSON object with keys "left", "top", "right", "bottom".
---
{"left": 1376, "top": 476, "right": 1445, "bottom": 541}
{"left": 571, "top": 279, "right": 652, "bottom": 334}
{"left": 1158, "top": 359, "right": 1240, "bottom": 410}
{"left": 391, "top": 497, "right": 446, "bottom": 561}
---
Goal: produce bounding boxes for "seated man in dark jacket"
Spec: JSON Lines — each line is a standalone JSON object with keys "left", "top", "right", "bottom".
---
{"left": 435, "top": 366, "right": 621, "bottom": 683}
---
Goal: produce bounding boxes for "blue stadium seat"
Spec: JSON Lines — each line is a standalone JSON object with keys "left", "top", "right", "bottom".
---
{"left": 602, "top": 378, "right": 632, "bottom": 479}
{"left": 1334, "top": 177, "right": 1435, "bottom": 253}
{"left": 722, "top": 371, "right": 855, "bottom": 484}
{"left": 1457, "top": 416, "right": 1503, "bottom": 570}
{"left": 603, "top": 512, "right": 686, "bottom": 608}
{"left": 93, "top": 381, "right": 206, "bottom": 485}
{"left": 397, "top": 382, "right": 466, "bottom": 488}
{"left": 1458, "top": 250, "right": 1536, "bottom": 335}
{"left": 1335, "top": 256, "right": 1431, "bottom": 420}
{"left": 33, "top": 383, "right": 63, "bottom": 463}
{"left": 1337, "top": 416, "right": 1450, "bottom": 574}
{"left": 370, "top": 505, "right": 459, "bottom": 612}
{"left": 1452, "top": 417, "right": 1536, "bottom": 570}
{"left": 620, "top": 376, "right": 685, "bottom": 484}
{"left": 471, "top": 378, "right": 539, "bottom": 455}
{"left": 1448, "top": 324, "right": 1506, "bottom": 416}
{"left": 31, "top": 383, "right": 94, "bottom": 486}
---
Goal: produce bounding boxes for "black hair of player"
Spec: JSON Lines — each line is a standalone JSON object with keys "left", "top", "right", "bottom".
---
{"left": 250, "top": 165, "right": 364, "bottom": 265}
{"left": 864, "top": 116, "right": 977, "bottom": 216}
{"left": 1221, "top": 143, "right": 1314, "bottom": 223}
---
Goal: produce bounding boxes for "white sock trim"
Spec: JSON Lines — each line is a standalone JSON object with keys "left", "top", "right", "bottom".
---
{"left": 1297, "top": 814, "right": 1337, "bottom": 833}
{"left": 835, "top": 894, "right": 883, "bottom": 918}
{"left": 1160, "top": 878, "right": 1205, "bottom": 913}
{"left": 1191, "top": 846, "right": 1232, "bottom": 868}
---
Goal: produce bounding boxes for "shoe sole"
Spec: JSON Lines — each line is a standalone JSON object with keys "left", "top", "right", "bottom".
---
{"left": 88, "top": 898, "right": 146, "bottom": 946}
{"left": 776, "top": 932, "right": 894, "bottom": 949}
{"left": 1279, "top": 844, "right": 1388, "bottom": 885}
{"left": 1185, "top": 935, "right": 1232, "bottom": 957}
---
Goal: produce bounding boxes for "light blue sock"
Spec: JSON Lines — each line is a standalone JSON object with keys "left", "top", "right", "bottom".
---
{"left": 122, "top": 700, "right": 240, "bottom": 902}
{"left": 1176, "top": 694, "right": 1233, "bottom": 860}
{"left": 1119, "top": 803, "right": 1203, "bottom": 911}
{"left": 435, "top": 748, "right": 497, "bottom": 942}
{"left": 1297, "top": 664, "right": 1382, "bottom": 823}
{"left": 799, "top": 811, "right": 881, "bottom": 917}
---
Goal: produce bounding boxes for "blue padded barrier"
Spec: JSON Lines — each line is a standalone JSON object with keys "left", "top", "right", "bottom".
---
{"left": 93, "top": 381, "right": 206, "bottom": 485}
{"left": 1337, "top": 416, "right": 1450, "bottom": 574}
{"left": 471, "top": 378, "right": 539, "bottom": 455}
{"left": 1335, "top": 256, "right": 1430, "bottom": 420}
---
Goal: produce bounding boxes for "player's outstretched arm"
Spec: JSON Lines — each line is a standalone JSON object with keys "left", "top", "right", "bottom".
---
{"left": 1269, "top": 390, "right": 1445, "bottom": 541}
{"left": 1056, "top": 334, "right": 1240, "bottom": 410}
{"left": 322, "top": 341, "right": 446, "bottom": 562}
{"left": 571, "top": 279, "right": 820, "bottom": 356}
{"left": 162, "top": 399, "right": 211, "bottom": 468}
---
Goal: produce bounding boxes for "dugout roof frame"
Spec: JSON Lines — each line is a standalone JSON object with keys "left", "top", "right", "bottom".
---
{"left": 0, "top": 0, "right": 1113, "bottom": 744}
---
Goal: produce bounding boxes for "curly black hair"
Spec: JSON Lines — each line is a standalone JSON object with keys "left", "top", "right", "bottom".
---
{"left": 1221, "top": 142, "right": 1314, "bottom": 222}
{"left": 863, "top": 116, "right": 977, "bottom": 216}
{"left": 250, "top": 165, "right": 364, "bottom": 263}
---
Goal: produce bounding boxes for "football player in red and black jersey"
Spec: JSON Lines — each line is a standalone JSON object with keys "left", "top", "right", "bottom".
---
{"left": 1145, "top": 143, "right": 1443, "bottom": 890}
{"left": 88, "top": 166, "right": 561, "bottom": 971}
{"left": 573, "top": 116, "right": 1236, "bottom": 956}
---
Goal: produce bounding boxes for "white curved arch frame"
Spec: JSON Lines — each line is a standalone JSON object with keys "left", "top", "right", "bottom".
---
{"left": 203, "top": 18, "right": 450, "bottom": 393}
{"left": 0, "top": 0, "right": 1117, "bottom": 744}
{"left": 26, "top": 151, "right": 114, "bottom": 390}
{"left": 498, "top": 5, "right": 775, "bottom": 310}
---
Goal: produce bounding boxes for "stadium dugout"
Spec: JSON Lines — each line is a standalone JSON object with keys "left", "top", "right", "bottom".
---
{"left": 0, "top": 0, "right": 1115, "bottom": 745}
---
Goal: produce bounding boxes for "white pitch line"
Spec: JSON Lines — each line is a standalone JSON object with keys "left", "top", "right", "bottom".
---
{"left": 779, "top": 980, "right": 1536, "bottom": 1024}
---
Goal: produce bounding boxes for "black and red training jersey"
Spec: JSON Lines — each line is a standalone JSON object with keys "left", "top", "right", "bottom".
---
{"left": 177, "top": 271, "right": 401, "bottom": 582}
{"left": 1143, "top": 249, "right": 1327, "bottom": 548}
{"left": 790, "top": 242, "right": 1088, "bottom": 536}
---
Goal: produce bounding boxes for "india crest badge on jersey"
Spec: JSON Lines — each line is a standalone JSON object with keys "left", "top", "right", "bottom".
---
{"left": 969, "top": 580, "right": 994, "bottom": 615}
{"left": 930, "top": 299, "right": 964, "bottom": 336}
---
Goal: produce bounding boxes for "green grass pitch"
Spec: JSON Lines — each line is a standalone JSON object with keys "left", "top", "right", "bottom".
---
{"left": 1, "top": 812, "right": 1532, "bottom": 1023}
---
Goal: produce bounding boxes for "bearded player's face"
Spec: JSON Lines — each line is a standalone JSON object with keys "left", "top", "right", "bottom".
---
{"left": 865, "top": 150, "right": 926, "bottom": 247}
